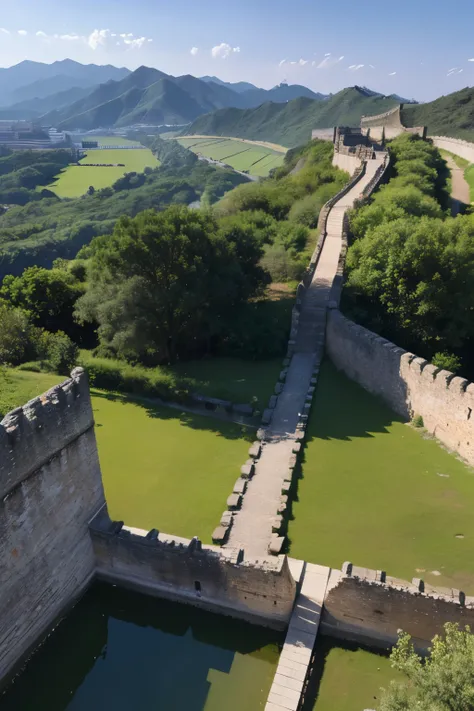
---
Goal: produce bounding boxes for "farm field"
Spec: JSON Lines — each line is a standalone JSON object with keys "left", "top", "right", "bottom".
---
{"left": 1, "top": 369, "right": 252, "bottom": 541}
{"left": 46, "top": 146, "right": 160, "bottom": 198}
{"left": 73, "top": 135, "right": 142, "bottom": 146}
{"left": 177, "top": 136, "right": 286, "bottom": 176}
{"left": 287, "top": 359, "right": 474, "bottom": 592}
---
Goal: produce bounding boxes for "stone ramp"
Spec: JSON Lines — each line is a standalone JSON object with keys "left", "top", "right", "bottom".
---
{"left": 265, "top": 563, "right": 331, "bottom": 711}
{"left": 226, "top": 156, "right": 385, "bottom": 558}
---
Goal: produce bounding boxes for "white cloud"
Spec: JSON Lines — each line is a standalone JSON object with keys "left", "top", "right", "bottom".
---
{"left": 124, "top": 36, "right": 147, "bottom": 49}
{"left": 324, "top": 52, "right": 331, "bottom": 57}
{"left": 369, "top": 64, "right": 375, "bottom": 69}
{"left": 349, "top": 64, "right": 364, "bottom": 71}
{"left": 290, "top": 61, "right": 297, "bottom": 65}
{"left": 278, "top": 59, "right": 286, "bottom": 67}
{"left": 211, "top": 42, "right": 240, "bottom": 59}
{"left": 88, "top": 28, "right": 111, "bottom": 49}
{"left": 468, "top": 58, "right": 474, "bottom": 62}
{"left": 60, "top": 34, "right": 81, "bottom": 41}
{"left": 190, "top": 47, "right": 199, "bottom": 56}
{"left": 36, "top": 30, "right": 47, "bottom": 37}
{"left": 316, "top": 54, "right": 344, "bottom": 69}
{"left": 299, "top": 58, "right": 308, "bottom": 66}
{"left": 388, "top": 71, "right": 397, "bottom": 76}
{"left": 17, "top": 30, "right": 27, "bottom": 36}
{"left": 0, "top": 28, "right": 10, "bottom": 35}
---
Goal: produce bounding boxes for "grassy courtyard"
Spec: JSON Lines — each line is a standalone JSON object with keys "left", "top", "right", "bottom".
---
{"left": 0, "top": 368, "right": 253, "bottom": 541}
{"left": 287, "top": 360, "right": 474, "bottom": 592}
{"left": 177, "top": 137, "right": 285, "bottom": 176}
{"left": 46, "top": 147, "right": 160, "bottom": 198}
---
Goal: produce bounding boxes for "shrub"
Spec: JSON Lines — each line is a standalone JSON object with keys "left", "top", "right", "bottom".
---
{"left": 432, "top": 351, "right": 462, "bottom": 373}
{"left": 38, "top": 330, "right": 79, "bottom": 374}
{"left": 412, "top": 414, "right": 424, "bottom": 428}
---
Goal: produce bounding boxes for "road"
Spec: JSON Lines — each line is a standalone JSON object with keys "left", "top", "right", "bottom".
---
{"left": 445, "top": 154, "right": 470, "bottom": 215}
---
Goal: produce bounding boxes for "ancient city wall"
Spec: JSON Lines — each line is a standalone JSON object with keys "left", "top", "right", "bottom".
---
{"left": 332, "top": 151, "right": 362, "bottom": 175}
{"left": 326, "top": 307, "right": 474, "bottom": 466}
{"left": 322, "top": 564, "right": 474, "bottom": 652}
{"left": 90, "top": 506, "right": 297, "bottom": 629}
{"left": 0, "top": 369, "right": 105, "bottom": 687}
{"left": 431, "top": 136, "right": 474, "bottom": 163}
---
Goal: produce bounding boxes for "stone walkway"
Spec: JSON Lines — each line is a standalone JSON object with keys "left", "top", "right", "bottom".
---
{"left": 444, "top": 154, "right": 470, "bottom": 215}
{"left": 265, "top": 563, "right": 331, "bottom": 710}
{"left": 226, "top": 157, "right": 385, "bottom": 558}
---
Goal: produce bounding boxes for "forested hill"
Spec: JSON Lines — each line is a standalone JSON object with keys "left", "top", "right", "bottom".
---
{"left": 401, "top": 87, "right": 474, "bottom": 141}
{"left": 183, "top": 88, "right": 399, "bottom": 147}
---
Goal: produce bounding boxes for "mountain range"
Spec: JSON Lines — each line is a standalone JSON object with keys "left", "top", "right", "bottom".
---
{"left": 183, "top": 87, "right": 402, "bottom": 147}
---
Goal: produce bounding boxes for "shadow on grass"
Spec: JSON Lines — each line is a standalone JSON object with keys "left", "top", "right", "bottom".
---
{"left": 91, "top": 389, "right": 254, "bottom": 443}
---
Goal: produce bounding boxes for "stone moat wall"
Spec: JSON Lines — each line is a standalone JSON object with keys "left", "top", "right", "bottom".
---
{"left": 326, "top": 307, "right": 474, "bottom": 467}
{"left": 0, "top": 368, "right": 105, "bottom": 685}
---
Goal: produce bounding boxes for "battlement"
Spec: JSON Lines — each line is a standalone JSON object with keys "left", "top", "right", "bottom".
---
{"left": 0, "top": 368, "right": 94, "bottom": 500}
{"left": 326, "top": 308, "right": 474, "bottom": 466}
{"left": 89, "top": 506, "right": 297, "bottom": 629}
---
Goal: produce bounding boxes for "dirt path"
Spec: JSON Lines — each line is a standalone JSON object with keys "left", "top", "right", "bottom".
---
{"left": 445, "top": 154, "right": 470, "bottom": 215}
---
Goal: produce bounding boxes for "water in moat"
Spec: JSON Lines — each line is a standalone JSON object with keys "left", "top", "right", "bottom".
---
{"left": 1, "top": 583, "right": 282, "bottom": 711}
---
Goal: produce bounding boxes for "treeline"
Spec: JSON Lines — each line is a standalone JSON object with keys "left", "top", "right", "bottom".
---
{"left": 0, "top": 149, "right": 72, "bottom": 206}
{"left": 0, "top": 138, "right": 347, "bottom": 376}
{"left": 0, "top": 138, "right": 247, "bottom": 280}
{"left": 343, "top": 133, "right": 474, "bottom": 376}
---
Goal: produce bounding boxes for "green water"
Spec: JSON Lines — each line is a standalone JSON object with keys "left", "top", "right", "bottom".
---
{"left": 304, "top": 638, "right": 404, "bottom": 711}
{"left": 1, "top": 584, "right": 282, "bottom": 711}
{"left": 288, "top": 359, "right": 474, "bottom": 591}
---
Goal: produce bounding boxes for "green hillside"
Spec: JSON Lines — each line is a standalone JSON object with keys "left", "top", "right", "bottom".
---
{"left": 184, "top": 88, "right": 399, "bottom": 147}
{"left": 402, "top": 87, "right": 474, "bottom": 141}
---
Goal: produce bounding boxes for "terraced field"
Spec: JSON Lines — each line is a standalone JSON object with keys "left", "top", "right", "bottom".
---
{"left": 177, "top": 137, "right": 286, "bottom": 177}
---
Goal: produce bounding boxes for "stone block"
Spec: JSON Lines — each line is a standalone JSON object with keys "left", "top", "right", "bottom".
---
{"left": 212, "top": 526, "right": 228, "bottom": 544}
{"left": 220, "top": 511, "right": 233, "bottom": 528}
{"left": 281, "top": 479, "right": 292, "bottom": 494}
{"left": 272, "top": 515, "right": 283, "bottom": 533}
{"left": 308, "top": 387, "right": 315, "bottom": 396}
{"left": 292, "top": 442, "right": 302, "bottom": 454}
{"left": 262, "top": 409, "right": 273, "bottom": 425}
{"left": 233, "top": 403, "right": 254, "bottom": 416}
{"left": 240, "top": 460, "right": 255, "bottom": 479}
{"left": 282, "top": 357, "right": 291, "bottom": 367}
{"left": 310, "top": 377, "right": 317, "bottom": 386}
{"left": 227, "top": 493, "right": 242, "bottom": 510}
{"left": 268, "top": 395, "right": 278, "bottom": 409}
{"left": 288, "top": 454, "right": 297, "bottom": 470}
{"left": 248, "top": 442, "right": 261, "bottom": 459}
{"left": 279, "top": 369, "right": 288, "bottom": 382}
{"left": 296, "top": 430, "right": 305, "bottom": 441}
{"left": 256, "top": 427, "right": 266, "bottom": 441}
{"left": 233, "top": 477, "right": 247, "bottom": 495}
{"left": 274, "top": 382, "right": 284, "bottom": 395}
{"left": 269, "top": 534, "right": 285, "bottom": 555}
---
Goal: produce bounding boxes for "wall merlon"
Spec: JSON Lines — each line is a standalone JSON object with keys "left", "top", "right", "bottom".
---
{"left": 448, "top": 376, "right": 469, "bottom": 395}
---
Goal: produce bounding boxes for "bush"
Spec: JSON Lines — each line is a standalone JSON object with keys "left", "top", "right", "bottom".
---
{"left": 38, "top": 331, "right": 78, "bottom": 374}
{"left": 412, "top": 414, "right": 424, "bottom": 428}
{"left": 432, "top": 351, "right": 462, "bottom": 373}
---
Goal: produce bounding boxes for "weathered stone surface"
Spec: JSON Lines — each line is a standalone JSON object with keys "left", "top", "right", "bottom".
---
{"left": 212, "top": 526, "right": 228, "bottom": 544}
{"left": 233, "top": 403, "right": 254, "bottom": 416}
{"left": 269, "top": 534, "right": 285, "bottom": 555}
{"left": 292, "top": 443, "right": 302, "bottom": 454}
{"left": 227, "top": 493, "right": 242, "bottom": 510}
{"left": 274, "top": 382, "right": 284, "bottom": 395}
{"left": 268, "top": 395, "right": 278, "bottom": 409}
{"left": 281, "top": 479, "right": 292, "bottom": 494}
{"left": 288, "top": 454, "right": 297, "bottom": 470}
{"left": 262, "top": 409, "right": 274, "bottom": 425}
{"left": 272, "top": 515, "right": 283, "bottom": 532}
{"left": 282, "top": 357, "right": 291, "bottom": 367}
{"left": 220, "top": 511, "right": 233, "bottom": 528}
{"left": 241, "top": 460, "right": 255, "bottom": 479}
{"left": 233, "top": 478, "right": 247, "bottom": 495}
{"left": 310, "top": 377, "right": 317, "bottom": 386}
{"left": 256, "top": 427, "right": 267, "bottom": 441}
{"left": 248, "top": 442, "right": 261, "bottom": 459}
{"left": 279, "top": 369, "right": 288, "bottom": 382}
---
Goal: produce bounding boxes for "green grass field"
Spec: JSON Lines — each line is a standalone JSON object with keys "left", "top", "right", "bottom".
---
{"left": 46, "top": 147, "right": 160, "bottom": 198}
{"left": 308, "top": 638, "right": 404, "bottom": 711}
{"left": 177, "top": 137, "right": 285, "bottom": 176}
{"left": 0, "top": 368, "right": 251, "bottom": 541}
{"left": 287, "top": 360, "right": 474, "bottom": 592}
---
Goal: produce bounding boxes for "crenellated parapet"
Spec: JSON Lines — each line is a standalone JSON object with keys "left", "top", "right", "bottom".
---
{"left": 0, "top": 368, "right": 94, "bottom": 500}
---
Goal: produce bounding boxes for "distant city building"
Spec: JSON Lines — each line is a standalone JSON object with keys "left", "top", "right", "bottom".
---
{"left": 48, "top": 128, "right": 66, "bottom": 143}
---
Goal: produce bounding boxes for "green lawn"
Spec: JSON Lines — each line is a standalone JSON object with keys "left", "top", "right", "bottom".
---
{"left": 46, "top": 148, "right": 160, "bottom": 198}
{"left": 177, "top": 137, "right": 285, "bottom": 176}
{"left": 1, "top": 368, "right": 252, "bottom": 541}
{"left": 287, "top": 359, "right": 474, "bottom": 592}
{"left": 307, "top": 638, "right": 404, "bottom": 711}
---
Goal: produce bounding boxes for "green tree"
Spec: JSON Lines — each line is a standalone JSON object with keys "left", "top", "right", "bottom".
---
{"left": 75, "top": 206, "right": 266, "bottom": 363}
{"left": 0, "top": 266, "right": 82, "bottom": 335}
{"left": 0, "top": 304, "right": 35, "bottom": 365}
{"left": 380, "top": 623, "right": 474, "bottom": 711}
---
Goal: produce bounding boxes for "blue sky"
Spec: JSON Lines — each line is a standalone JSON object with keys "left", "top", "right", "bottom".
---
{"left": 0, "top": 0, "right": 473, "bottom": 101}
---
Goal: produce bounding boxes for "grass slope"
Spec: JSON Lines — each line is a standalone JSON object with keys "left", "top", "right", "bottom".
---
{"left": 287, "top": 360, "right": 474, "bottom": 592}
{"left": 402, "top": 87, "right": 474, "bottom": 141}
{"left": 177, "top": 136, "right": 285, "bottom": 176}
{"left": 47, "top": 148, "right": 159, "bottom": 198}
{"left": 183, "top": 88, "right": 399, "bottom": 147}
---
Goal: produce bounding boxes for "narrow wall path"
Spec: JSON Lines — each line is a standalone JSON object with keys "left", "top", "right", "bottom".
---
{"left": 444, "top": 154, "right": 470, "bottom": 215}
{"left": 226, "top": 155, "right": 385, "bottom": 558}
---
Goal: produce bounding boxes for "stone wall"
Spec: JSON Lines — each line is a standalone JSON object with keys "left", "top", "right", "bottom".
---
{"left": 0, "top": 369, "right": 105, "bottom": 687}
{"left": 326, "top": 308, "right": 474, "bottom": 466}
{"left": 322, "top": 564, "right": 474, "bottom": 652}
{"left": 332, "top": 151, "right": 362, "bottom": 175}
{"left": 90, "top": 507, "right": 297, "bottom": 630}
{"left": 431, "top": 136, "right": 474, "bottom": 164}
{"left": 360, "top": 105, "right": 426, "bottom": 142}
